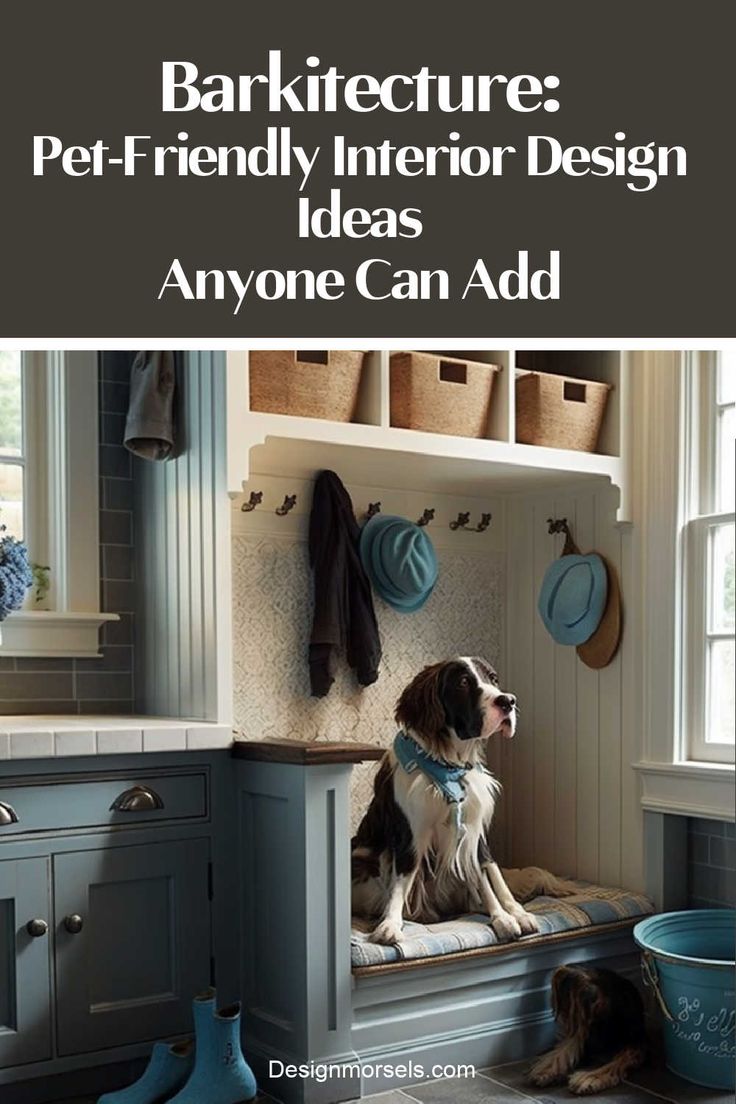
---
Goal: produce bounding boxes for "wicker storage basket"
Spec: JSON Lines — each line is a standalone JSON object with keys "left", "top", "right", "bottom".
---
{"left": 516, "top": 371, "right": 612, "bottom": 452}
{"left": 249, "top": 350, "right": 365, "bottom": 422}
{"left": 390, "top": 353, "right": 500, "bottom": 438}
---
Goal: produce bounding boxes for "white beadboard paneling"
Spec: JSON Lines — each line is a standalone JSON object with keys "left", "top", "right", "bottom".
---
{"left": 553, "top": 494, "right": 578, "bottom": 877}
{"left": 619, "top": 523, "right": 643, "bottom": 890}
{"left": 506, "top": 502, "right": 535, "bottom": 868}
{"left": 506, "top": 483, "right": 643, "bottom": 892}
{"left": 596, "top": 488, "right": 623, "bottom": 886}
{"left": 574, "top": 492, "right": 601, "bottom": 882}
{"left": 531, "top": 499, "right": 557, "bottom": 872}
{"left": 134, "top": 353, "right": 231, "bottom": 722}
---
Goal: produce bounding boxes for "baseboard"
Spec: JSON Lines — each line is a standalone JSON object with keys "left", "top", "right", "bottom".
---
{"left": 0, "top": 1056, "right": 146, "bottom": 1104}
{"left": 247, "top": 1039, "right": 363, "bottom": 1104}
{"left": 354, "top": 1008, "right": 556, "bottom": 1097}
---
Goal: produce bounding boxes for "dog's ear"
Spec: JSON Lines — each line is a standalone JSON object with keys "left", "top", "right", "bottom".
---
{"left": 395, "top": 663, "right": 447, "bottom": 736}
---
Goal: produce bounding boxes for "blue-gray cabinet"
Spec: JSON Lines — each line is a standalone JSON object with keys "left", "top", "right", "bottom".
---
{"left": 0, "top": 752, "right": 235, "bottom": 1100}
{"left": 54, "top": 838, "right": 211, "bottom": 1055}
{"left": 0, "top": 856, "right": 52, "bottom": 1068}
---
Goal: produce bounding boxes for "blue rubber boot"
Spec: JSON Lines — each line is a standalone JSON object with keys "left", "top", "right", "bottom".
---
{"left": 98, "top": 1038, "right": 194, "bottom": 1104}
{"left": 168, "top": 1000, "right": 257, "bottom": 1104}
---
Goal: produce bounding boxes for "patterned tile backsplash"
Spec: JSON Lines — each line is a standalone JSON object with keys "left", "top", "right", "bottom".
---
{"left": 232, "top": 534, "right": 505, "bottom": 826}
{"left": 687, "top": 816, "right": 736, "bottom": 908}
{"left": 0, "top": 353, "right": 135, "bottom": 715}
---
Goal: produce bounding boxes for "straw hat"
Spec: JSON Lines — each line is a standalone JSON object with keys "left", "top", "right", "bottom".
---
{"left": 576, "top": 554, "right": 622, "bottom": 669}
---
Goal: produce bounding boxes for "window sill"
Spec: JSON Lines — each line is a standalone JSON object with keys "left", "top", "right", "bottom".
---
{"left": 0, "top": 610, "right": 119, "bottom": 658}
{"left": 634, "top": 759, "right": 735, "bottom": 821}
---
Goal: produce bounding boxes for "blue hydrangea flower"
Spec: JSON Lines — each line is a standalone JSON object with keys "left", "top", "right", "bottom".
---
{"left": 0, "top": 529, "right": 33, "bottom": 621}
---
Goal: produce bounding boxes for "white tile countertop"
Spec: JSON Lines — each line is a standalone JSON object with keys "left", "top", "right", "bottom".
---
{"left": 0, "top": 716, "right": 235, "bottom": 760}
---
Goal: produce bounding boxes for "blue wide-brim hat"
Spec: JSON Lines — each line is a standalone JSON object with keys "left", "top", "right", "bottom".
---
{"left": 359, "top": 514, "right": 438, "bottom": 613}
{"left": 538, "top": 553, "right": 608, "bottom": 645}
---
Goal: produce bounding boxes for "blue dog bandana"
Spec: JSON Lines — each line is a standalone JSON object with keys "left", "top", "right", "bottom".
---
{"left": 393, "top": 730, "right": 483, "bottom": 833}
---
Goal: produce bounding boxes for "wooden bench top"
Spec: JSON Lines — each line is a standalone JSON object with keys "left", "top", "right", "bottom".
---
{"left": 231, "top": 737, "right": 385, "bottom": 766}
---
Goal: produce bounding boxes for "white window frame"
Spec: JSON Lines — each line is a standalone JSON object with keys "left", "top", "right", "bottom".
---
{"left": 633, "top": 351, "right": 735, "bottom": 822}
{"left": 682, "top": 355, "right": 735, "bottom": 764}
{"left": 0, "top": 352, "right": 117, "bottom": 657}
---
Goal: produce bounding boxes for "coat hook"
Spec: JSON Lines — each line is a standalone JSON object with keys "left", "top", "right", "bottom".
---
{"left": 416, "top": 508, "right": 435, "bottom": 527}
{"left": 241, "top": 491, "right": 263, "bottom": 513}
{"left": 449, "top": 511, "right": 471, "bottom": 531}
{"left": 547, "top": 516, "right": 577, "bottom": 554}
{"left": 450, "top": 510, "right": 492, "bottom": 533}
{"left": 364, "top": 501, "right": 382, "bottom": 521}
{"left": 275, "top": 494, "right": 298, "bottom": 516}
{"left": 547, "top": 517, "right": 570, "bottom": 536}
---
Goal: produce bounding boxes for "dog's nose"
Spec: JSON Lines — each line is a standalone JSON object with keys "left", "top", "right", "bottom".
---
{"left": 495, "top": 694, "right": 516, "bottom": 713}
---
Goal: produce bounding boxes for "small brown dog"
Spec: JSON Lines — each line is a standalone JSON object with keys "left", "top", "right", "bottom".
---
{"left": 529, "top": 964, "right": 647, "bottom": 1095}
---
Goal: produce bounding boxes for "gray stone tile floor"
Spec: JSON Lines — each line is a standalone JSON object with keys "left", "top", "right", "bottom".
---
{"left": 57, "top": 1058, "right": 734, "bottom": 1104}
{"left": 343, "top": 1057, "right": 732, "bottom": 1104}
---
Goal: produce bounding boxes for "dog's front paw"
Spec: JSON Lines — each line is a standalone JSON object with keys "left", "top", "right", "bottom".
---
{"left": 369, "top": 918, "right": 404, "bottom": 945}
{"left": 512, "top": 908, "right": 540, "bottom": 935}
{"left": 527, "top": 1052, "right": 570, "bottom": 1086}
{"left": 490, "top": 911, "right": 522, "bottom": 940}
{"left": 568, "top": 1070, "right": 616, "bottom": 1095}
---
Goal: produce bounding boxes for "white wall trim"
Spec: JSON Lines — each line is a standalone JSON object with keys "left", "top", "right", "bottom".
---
{"left": 635, "top": 760, "right": 735, "bottom": 821}
{"left": 0, "top": 611, "right": 118, "bottom": 658}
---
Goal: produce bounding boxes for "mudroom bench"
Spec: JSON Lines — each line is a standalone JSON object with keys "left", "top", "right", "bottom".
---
{"left": 233, "top": 740, "right": 654, "bottom": 1104}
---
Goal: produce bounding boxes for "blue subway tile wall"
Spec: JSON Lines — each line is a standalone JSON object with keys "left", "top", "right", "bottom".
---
{"left": 687, "top": 817, "right": 736, "bottom": 909}
{"left": 0, "top": 353, "right": 136, "bottom": 715}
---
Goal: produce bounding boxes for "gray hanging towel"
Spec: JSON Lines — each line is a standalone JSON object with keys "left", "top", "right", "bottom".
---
{"left": 124, "top": 351, "right": 176, "bottom": 460}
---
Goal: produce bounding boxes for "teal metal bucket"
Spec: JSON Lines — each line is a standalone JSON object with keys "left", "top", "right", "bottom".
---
{"left": 634, "top": 910, "right": 735, "bottom": 1090}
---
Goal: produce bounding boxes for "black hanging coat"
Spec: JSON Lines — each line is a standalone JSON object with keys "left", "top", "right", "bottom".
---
{"left": 308, "top": 470, "right": 382, "bottom": 696}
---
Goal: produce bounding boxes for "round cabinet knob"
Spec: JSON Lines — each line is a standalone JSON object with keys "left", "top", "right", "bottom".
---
{"left": 64, "top": 914, "right": 84, "bottom": 934}
{"left": 26, "top": 918, "right": 48, "bottom": 938}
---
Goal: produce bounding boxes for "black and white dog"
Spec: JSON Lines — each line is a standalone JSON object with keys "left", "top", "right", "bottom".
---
{"left": 352, "top": 656, "right": 572, "bottom": 945}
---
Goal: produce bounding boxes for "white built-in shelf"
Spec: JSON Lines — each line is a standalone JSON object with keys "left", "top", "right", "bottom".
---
{"left": 226, "top": 350, "right": 631, "bottom": 518}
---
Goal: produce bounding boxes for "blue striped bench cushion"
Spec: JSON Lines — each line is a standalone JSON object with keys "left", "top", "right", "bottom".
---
{"left": 351, "top": 881, "right": 654, "bottom": 968}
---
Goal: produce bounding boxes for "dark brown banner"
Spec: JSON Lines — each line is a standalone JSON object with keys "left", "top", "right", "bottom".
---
{"left": 1, "top": 1, "right": 733, "bottom": 337}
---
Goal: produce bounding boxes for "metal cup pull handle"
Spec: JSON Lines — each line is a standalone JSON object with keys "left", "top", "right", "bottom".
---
{"left": 0, "top": 801, "right": 18, "bottom": 826}
{"left": 110, "top": 785, "right": 164, "bottom": 813}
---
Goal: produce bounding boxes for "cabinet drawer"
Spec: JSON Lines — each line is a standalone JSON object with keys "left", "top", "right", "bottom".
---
{"left": 0, "top": 771, "right": 207, "bottom": 837}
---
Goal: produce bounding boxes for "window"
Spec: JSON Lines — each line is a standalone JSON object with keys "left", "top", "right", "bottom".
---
{"left": 685, "top": 354, "right": 735, "bottom": 763}
{"left": 0, "top": 352, "right": 116, "bottom": 657}
{"left": 0, "top": 352, "right": 25, "bottom": 541}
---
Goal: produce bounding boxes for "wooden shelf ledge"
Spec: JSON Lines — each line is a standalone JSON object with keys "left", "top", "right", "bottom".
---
{"left": 231, "top": 737, "right": 385, "bottom": 766}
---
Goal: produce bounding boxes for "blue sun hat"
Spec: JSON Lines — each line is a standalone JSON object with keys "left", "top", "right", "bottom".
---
{"left": 359, "top": 514, "right": 438, "bottom": 613}
{"left": 538, "top": 552, "right": 608, "bottom": 645}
